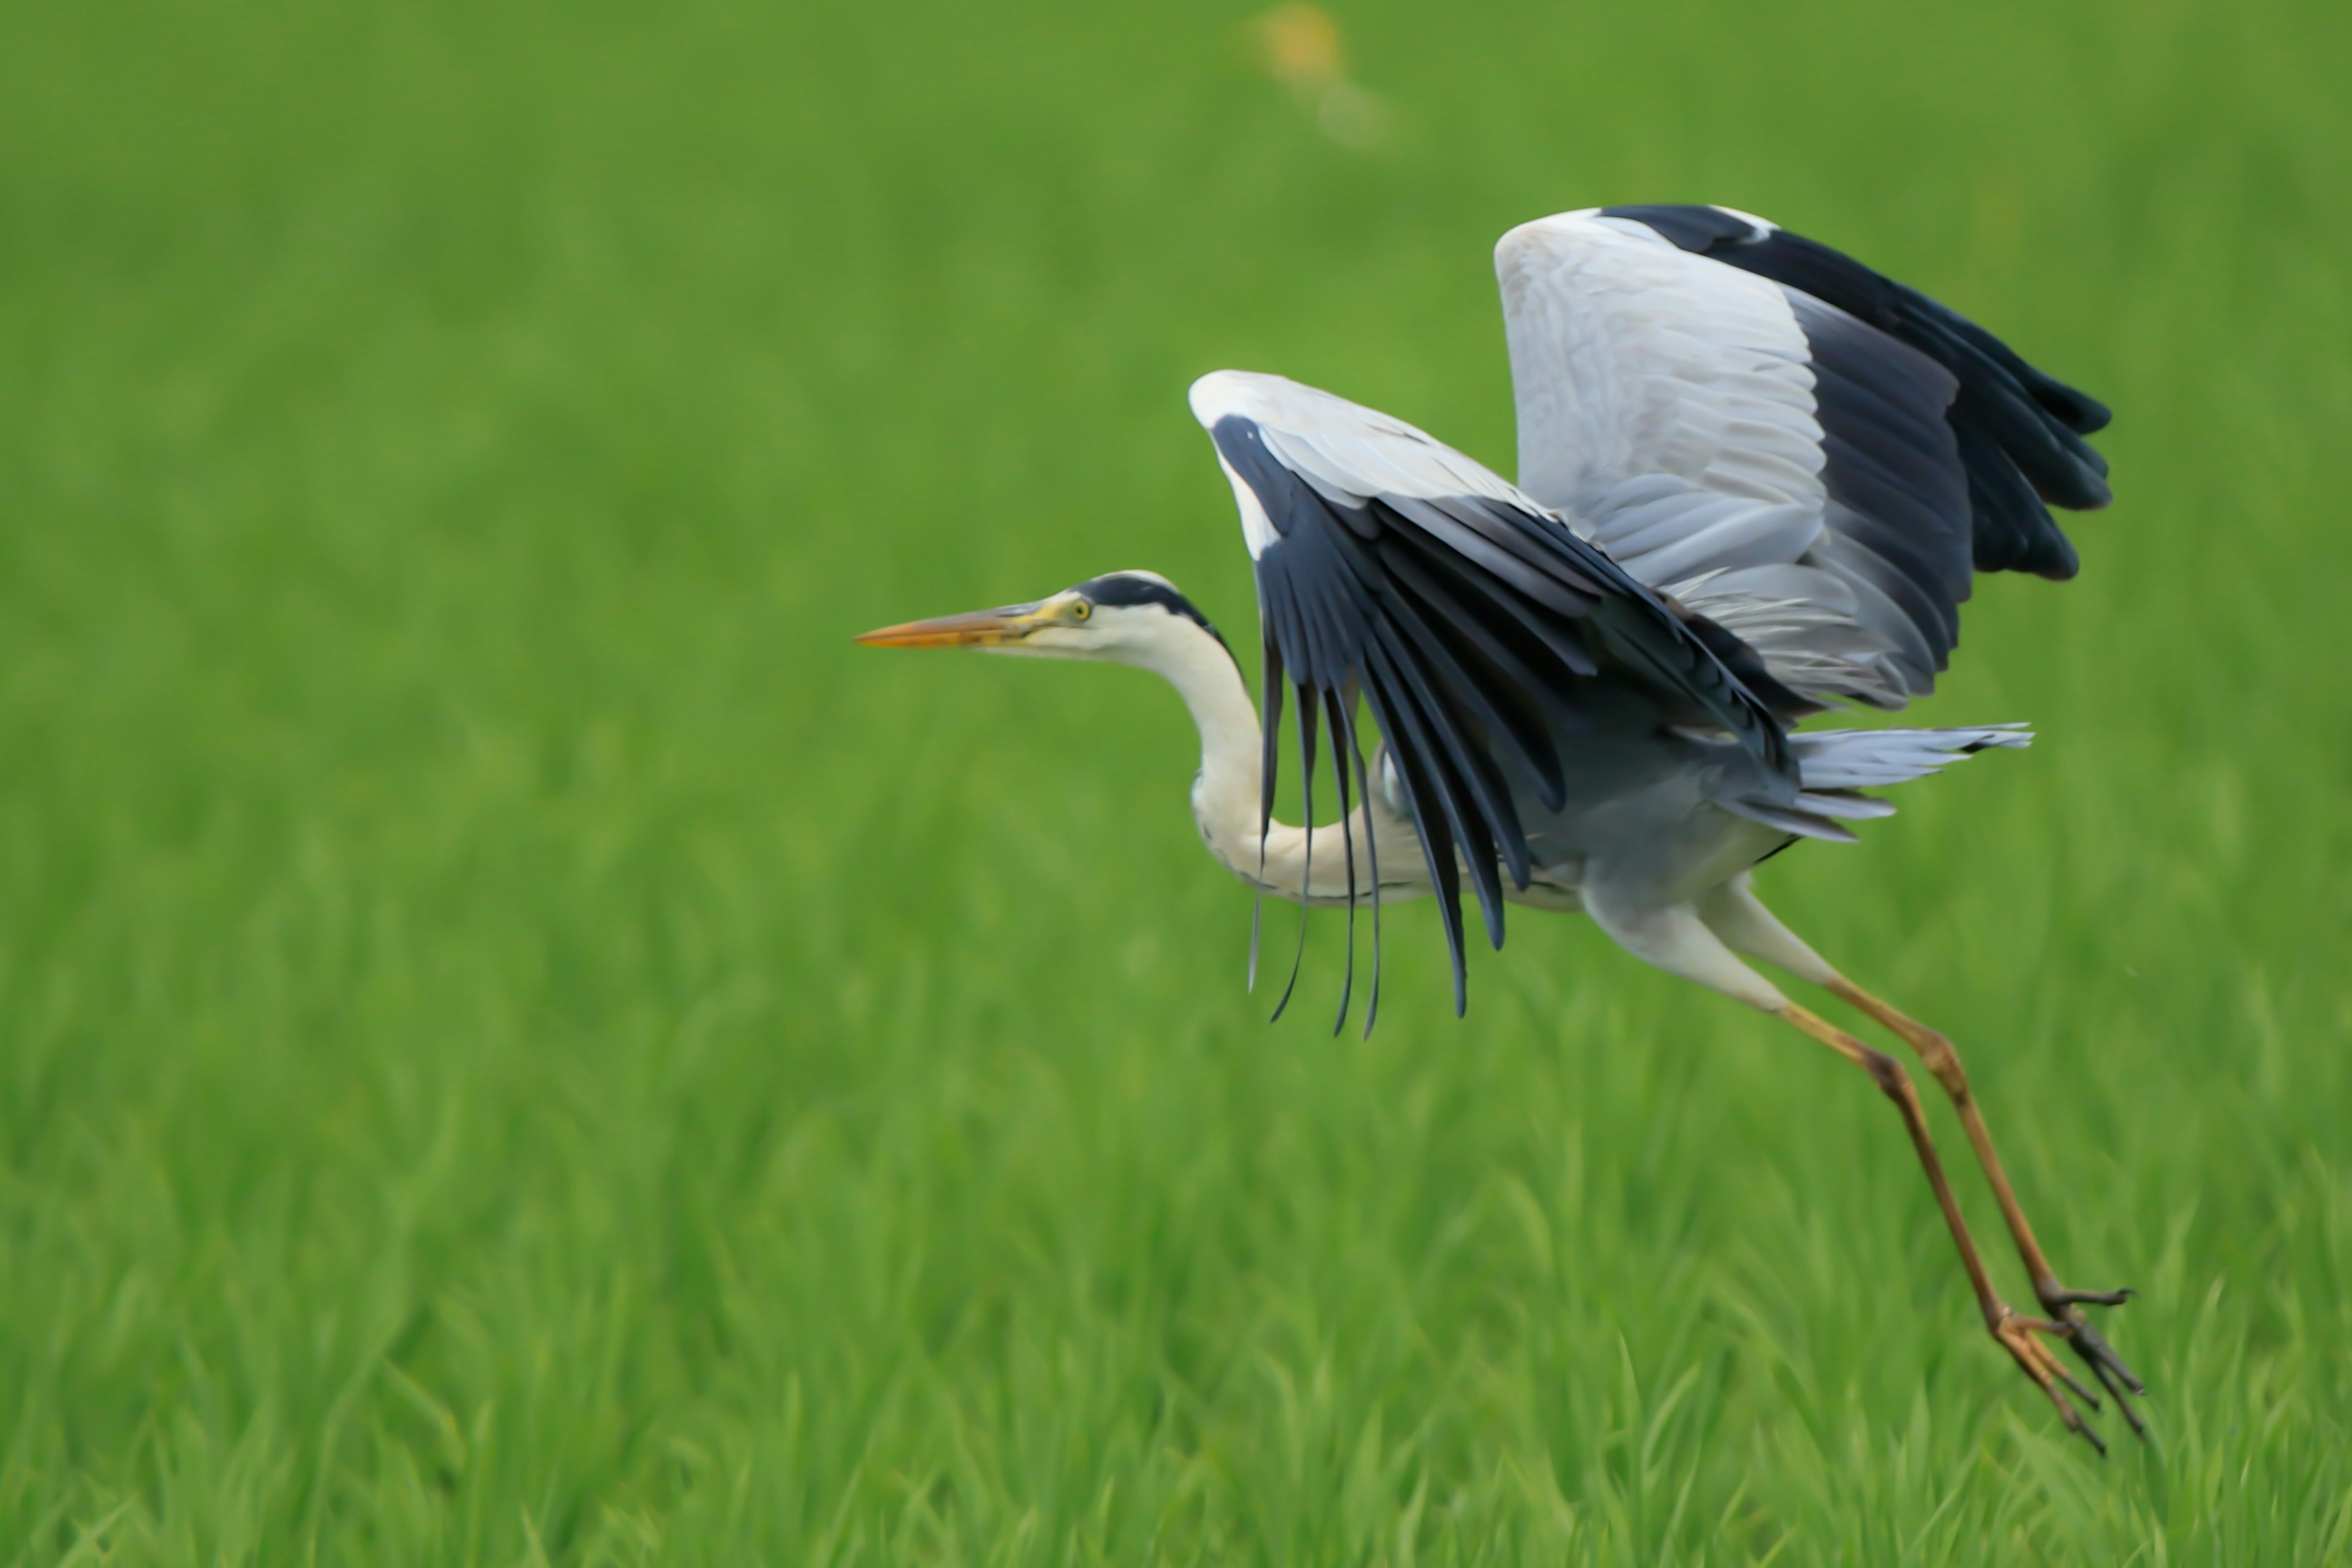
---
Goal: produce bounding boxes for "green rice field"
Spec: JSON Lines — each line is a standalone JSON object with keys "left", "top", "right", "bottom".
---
{"left": 3, "top": 0, "right": 2349, "bottom": 1560}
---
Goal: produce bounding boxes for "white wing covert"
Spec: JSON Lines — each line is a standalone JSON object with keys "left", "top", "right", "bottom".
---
{"left": 1496, "top": 206, "right": 2111, "bottom": 708}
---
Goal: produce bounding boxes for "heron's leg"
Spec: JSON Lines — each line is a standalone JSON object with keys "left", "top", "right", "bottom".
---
{"left": 1579, "top": 889, "right": 2110, "bottom": 1451}
{"left": 1696, "top": 875, "right": 2144, "bottom": 1431}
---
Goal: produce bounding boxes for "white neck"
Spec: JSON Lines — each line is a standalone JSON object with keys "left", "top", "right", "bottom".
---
{"left": 1116, "top": 614, "right": 1415, "bottom": 905}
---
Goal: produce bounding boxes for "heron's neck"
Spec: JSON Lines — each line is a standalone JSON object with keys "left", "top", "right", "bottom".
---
{"left": 1125, "top": 617, "right": 1403, "bottom": 903}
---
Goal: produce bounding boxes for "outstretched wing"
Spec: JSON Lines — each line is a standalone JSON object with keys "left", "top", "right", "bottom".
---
{"left": 1189, "top": 369, "right": 1804, "bottom": 1017}
{"left": 1496, "top": 205, "right": 2111, "bottom": 708}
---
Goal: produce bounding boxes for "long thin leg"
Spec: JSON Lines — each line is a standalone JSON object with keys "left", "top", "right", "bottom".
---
{"left": 1776, "top": 1002, "right": 2106, "bottom": 1449}
{"left": 1577, "top": 889, "right": 2109, "bottom": 1450}
{"left": 1824, "top": 975, "right": 2144, "bottom": 1428}
{"left": 1697, "top": 875, "right": 2144, "bottom": 1434}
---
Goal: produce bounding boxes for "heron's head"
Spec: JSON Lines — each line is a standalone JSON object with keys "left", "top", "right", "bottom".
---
{"left": 857, "top": 570, "right": 1229, "bottom": 666}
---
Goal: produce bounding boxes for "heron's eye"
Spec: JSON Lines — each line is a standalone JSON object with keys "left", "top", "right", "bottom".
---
{"left": 1069, "top": 601, "right": 1092, "bottom": 622}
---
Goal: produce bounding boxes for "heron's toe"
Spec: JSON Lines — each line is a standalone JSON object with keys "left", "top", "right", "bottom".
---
{"left": 1991, "top": 1305, "right": 2110, "bottom": 1456}
{"left": 2035, "top": 1282, "right": 2145, "bottom": 1439}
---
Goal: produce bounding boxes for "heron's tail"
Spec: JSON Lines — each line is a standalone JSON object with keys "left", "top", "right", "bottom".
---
{"left": 1792, "top": 723, "right": 2032, "bottom": 791}
{"left": 1716, "top": 723, "right": 2029, "bottom": 843}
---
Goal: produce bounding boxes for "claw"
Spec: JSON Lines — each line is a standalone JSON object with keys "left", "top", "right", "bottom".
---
{"left": 2046, "top": 1286, "right": 2135, "bottom": 1308}
{"left": 2034, "top": 1281, "right": 2148, "bottom": 1443}
{"left": 2048, "top": 1359, "right": 2102, "bottom": 1410}
{"left": 2065, "top": 1316, "right": 2147, "bottom": 1438}
{"left": 1993, "top": 1307, "right": 2108, "bottom": 1457}
{"left": 2087, "top": 1354, "right": 2147, "bottom": 1439}
{"left": 2062, "top": 1315, "right": 2145, "bottom": 1394}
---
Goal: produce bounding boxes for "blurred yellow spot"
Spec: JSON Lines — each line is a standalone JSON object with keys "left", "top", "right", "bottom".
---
{"left": 1250, "top": 3, "right": 1392, "bottom": 149}
{"left": 1254, "top": 2, "right": 1347, "bottom": 99}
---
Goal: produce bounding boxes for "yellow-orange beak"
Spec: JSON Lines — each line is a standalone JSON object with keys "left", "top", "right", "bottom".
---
{"left": 854, "top": 602, "right": 1047, "bottom": 649}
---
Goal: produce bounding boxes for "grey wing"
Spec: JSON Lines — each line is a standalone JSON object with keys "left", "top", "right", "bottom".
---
{"left": 1496, "top": 206, "right": 2111, "bottom": 709}
{"left": 1188, "top": 370, "right": 1810, "bottom": 1014}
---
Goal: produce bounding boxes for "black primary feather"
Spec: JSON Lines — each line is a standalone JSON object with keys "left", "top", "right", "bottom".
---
{"left": 1601, "top": 203, "right": 2110, "bottom": 580}
{"left": 1266, "top": 679, "right": 1319, "bottom": 1023}
{"left": 1210, "top": 411, "right": 1796, "bottom": 1017}
{"left": 1325, "top": 687, "right": 1358, "bottom": 1036}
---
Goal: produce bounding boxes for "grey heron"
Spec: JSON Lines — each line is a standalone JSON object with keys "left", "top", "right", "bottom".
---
{"left": 859, "top": 205, "right": 2141, "bottom": 1451}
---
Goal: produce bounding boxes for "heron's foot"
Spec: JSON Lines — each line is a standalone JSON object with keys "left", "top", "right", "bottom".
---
{"left": 1990, "top": 1304, "right": 2113, "bottom": 1455}
{"left": 2035, "top": 1279, "right": 2146, "bottom": 1441}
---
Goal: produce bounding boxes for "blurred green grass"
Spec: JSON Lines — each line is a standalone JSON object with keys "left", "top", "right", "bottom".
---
{"left": 3, "top": 0, "right": 2350, "bottom": 1561}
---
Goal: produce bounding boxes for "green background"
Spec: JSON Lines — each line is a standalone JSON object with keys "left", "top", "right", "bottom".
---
{"left": 4, "top": 0, "right": 2348, "bottom": 1561}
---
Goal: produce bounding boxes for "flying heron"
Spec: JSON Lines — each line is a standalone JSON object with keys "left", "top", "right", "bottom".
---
{"left": 859, "top": 205, "right": 2141, "bottom": 1450}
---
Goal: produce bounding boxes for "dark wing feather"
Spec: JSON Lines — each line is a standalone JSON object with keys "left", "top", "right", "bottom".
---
{"left": 1601, "top": 203, "right": 2110, "bottom": 579}
{"left": 1193, "top": 373, "right": 1798, "bottom": 1014}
